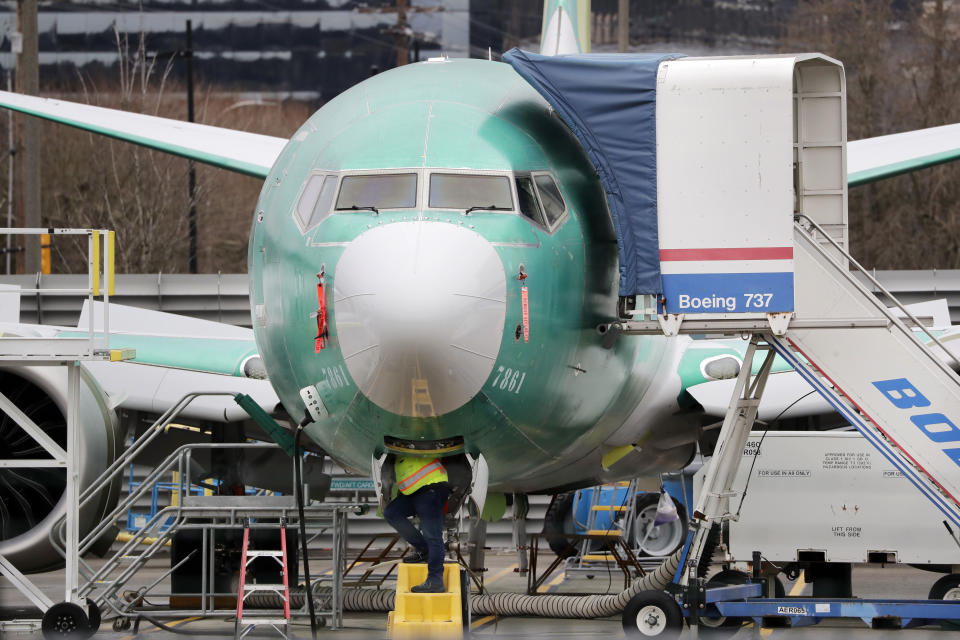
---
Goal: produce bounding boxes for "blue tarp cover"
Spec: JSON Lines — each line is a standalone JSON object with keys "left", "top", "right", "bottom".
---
{"left": 503, "top": 48, "right": 684, "bottom": 297}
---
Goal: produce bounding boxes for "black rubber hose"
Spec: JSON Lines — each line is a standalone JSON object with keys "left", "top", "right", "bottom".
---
{"left": 295, "top": 423, "right": 319, "bottom": 639}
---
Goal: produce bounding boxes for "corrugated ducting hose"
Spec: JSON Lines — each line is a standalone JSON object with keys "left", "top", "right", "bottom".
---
{"left": 244, "top": 546, "right": 684, "bottom": 618}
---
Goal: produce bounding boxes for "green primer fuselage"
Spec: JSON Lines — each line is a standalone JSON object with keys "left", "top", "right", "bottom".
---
{"left": 249, "top": 59, "right": 693, "bottom": 491}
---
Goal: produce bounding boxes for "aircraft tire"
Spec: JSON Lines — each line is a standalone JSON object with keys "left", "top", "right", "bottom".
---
{"left": 542, "top": 492, "right": 578, "bottom": 558}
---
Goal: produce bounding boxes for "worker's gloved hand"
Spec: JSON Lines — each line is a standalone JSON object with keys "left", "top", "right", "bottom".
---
{"left": 410, "top": 576, "right": 445, "bottom": 593}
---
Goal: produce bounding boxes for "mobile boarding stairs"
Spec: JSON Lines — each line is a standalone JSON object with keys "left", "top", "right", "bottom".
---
{"left": 606, "top": 215, "right": 960, "bottom": 631}
{"left": 556, "top": 54, "right": 960, "bottom": 631}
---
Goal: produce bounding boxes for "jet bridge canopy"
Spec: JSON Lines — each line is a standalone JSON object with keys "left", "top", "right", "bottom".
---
{"left": 504, "top": 50, "right": 847, "bottom": 314}
{"left": 503, "top": 48, "right": 684, "bottom": 297}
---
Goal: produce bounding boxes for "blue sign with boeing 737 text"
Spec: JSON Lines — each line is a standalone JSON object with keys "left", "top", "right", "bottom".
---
{"left": 657, "top": 245, "right": 795, "bottom": 314}
{"left": 659, "top": 272, "right": 794, "bottom": 314}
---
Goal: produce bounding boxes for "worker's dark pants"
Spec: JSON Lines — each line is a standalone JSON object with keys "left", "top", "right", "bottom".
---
{"left": 384, "top": 482, "right": 450, "bottom": 581}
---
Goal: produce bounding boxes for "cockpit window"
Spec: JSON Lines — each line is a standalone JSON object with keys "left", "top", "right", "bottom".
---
{"left": 533, "top": 174, "right": 566, "bottom": 227}
{"left": 297, "top": 175, "right": 336, "bottom": 230}
{"left": 310, "top": 176, "right": 338, "bottom": 228}
{"left": 429, "top": 174, "right": 513, "bottom": 211}
{"left": 336, "top": 173, "right": 417, "bottom": 211}
{"left": 515, "top": 177, "right": 545, "bottom": 226}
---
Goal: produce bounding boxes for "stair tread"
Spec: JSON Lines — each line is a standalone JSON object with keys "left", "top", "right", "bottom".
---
{"left": 585, "top": 529, "right": 622, "bottom": 536}
{"left": 239, "top": 618, "right": 290, "bottom": 625}
{"left": 243, "top": 584, "right": 288, "bottom": 591}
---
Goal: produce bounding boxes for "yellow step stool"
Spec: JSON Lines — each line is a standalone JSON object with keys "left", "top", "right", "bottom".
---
{"left": 388, "top": 563, "right": 462, "bottom": 639}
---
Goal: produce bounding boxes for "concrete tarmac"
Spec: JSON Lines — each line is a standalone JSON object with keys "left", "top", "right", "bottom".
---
{"left": 1, "top": 550, "right": 957, "bottom": 638}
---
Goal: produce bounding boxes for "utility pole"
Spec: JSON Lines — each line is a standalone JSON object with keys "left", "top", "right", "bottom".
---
{"left": 617, "top": 0, "right": 629, "bottom": 53}
{"left": 5, "top": 71, "right": 14, "bottom": 275}
{"left": 396, "top": 0, "right": 409, "bottom": 67}
{"left": 15, "top": 0, "right": 40, "bottom": 274}
{"left": 185, "top": 19, "right": 198, "bottom": 274}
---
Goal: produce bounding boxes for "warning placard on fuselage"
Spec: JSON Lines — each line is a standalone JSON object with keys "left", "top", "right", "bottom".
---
{"left": 655, "top": 57, "right": 799, "bottom": 315}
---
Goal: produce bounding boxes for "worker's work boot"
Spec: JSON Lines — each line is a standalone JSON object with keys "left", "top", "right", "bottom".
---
{"left": 410, "top": 576, "right": 445, "bottom": 593}
{"left": 402, "top": 551, "right": 427, "bottom": 564}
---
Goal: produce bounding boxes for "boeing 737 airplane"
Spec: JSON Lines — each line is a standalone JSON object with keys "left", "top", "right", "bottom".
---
{"left": 2, "top": 0, "right": 960, "bottom": 572}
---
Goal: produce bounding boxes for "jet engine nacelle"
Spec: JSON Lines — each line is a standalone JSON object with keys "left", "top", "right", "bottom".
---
{"left": 0, "top": 364, "right": 123, "bottom": 573}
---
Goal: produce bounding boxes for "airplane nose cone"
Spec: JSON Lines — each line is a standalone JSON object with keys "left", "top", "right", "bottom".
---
{"left": 334, "top": 221, "right": 506, "bottom": 417}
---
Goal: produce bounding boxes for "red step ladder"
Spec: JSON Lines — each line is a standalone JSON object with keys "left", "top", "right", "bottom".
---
{"left": 235, "top": 517, "right": 291, "bottom": 639}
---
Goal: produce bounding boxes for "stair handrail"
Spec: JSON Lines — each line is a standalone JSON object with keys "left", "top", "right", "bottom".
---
{"left": 80, "top": 505, "right": 187, "bottom": 602}
{"left": 52, "top": 391, "right": 264, "bottom": 560}
{"left": 78, "top": 441, "right": 281, "bottom": 556}
{"left": 77, "top": 391, "right": 241, "bottom": 511}
{"left": 794, "top": 213, "right": 960, "bottom": 372}
{"left": 46, "top": 437, "right": 197, "bottom": 568}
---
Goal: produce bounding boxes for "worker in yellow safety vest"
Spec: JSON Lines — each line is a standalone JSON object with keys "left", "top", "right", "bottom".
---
{"left": 383, "top": 456, "right": 450, "bottom": 593}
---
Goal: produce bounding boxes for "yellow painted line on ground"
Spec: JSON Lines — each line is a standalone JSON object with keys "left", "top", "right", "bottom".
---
{"left": 474, "top": 571, "right": 565, "bottom": 631}
{"left": 789, "top": 573, "right": 807, "bottom": 596}
{"left": 168, "top": 616, "right": 201, "bottom": 628}
{"left": 756, "top": 574, "right": 807, "bottom": 637}
{"left": 471, "top": 614, "right": 498, "bottom": 629}
{"left": 472, "top": 561, "right": 546, "bottom": 631}
{"left": 469, "top": 563, "right": 519, "bottom": 630}
{"left": 485, "top": 562, "right": 519, "bottom": 585}
{"left": 537, "top": 570, "right": 566, "bottom": 593}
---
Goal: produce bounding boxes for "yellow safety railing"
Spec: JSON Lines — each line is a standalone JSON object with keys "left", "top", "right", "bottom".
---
{"left": 0, "top": 227, "right": 127, "bottom": 361}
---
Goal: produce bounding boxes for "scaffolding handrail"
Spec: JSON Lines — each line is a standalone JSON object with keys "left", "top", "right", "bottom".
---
{"left": 66, "top": 437, "right": 361, "bottom": 617}
{"left": 76, "top": 391, "right": 240, "bottom": 511}
{"left": 795, "top": 214, "right": 960, "bottom": 373}
{"left": 81, "top": 496, "right": 357, "bottom": 603}
{"left": 48, "top": 391, "right": 270, "bottom": 562}
{"left": 0, "top": 227, "right": 118, "bottom": 359}
{"left": 77, "top": 440, "right": 283, "bottom": 556}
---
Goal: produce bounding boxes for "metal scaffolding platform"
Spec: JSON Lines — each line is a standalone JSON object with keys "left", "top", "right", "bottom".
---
{"left": 0, "top": 228, "right": 130, "bottom": 635}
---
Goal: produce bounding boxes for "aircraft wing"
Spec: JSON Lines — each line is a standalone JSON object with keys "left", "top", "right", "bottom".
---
{"left": 677, "top": 337, "right": 833, "bottom": 421}
{"left": 681, "top": 300, "right": 960, "bottom": 422}
{"left": 687, "top": 370, "right": 832, "bottom": 421}
{"left": 2, "top": 297, "right": 279, "bottom": 421}
{"left": 847, "top": 123, "right": 960, "bottom": 186}
{"left": 73, "top": 301, "right": 279, "bottom": 420}
{"left": 0, "top": 90, "right": 287, "bottom": 178}
{"left": 1, "top": 88, "right": 958, "bottom": 186}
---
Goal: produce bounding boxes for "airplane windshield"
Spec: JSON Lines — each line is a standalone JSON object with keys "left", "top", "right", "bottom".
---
{"left": 515, "top": 177, "right": 545, "bottom": 226}
{"left": 429, "top": 174, "right": 513, "bottom": 211}
{"left": 336, "top": 173, "right": 417, "bottom": 210}
{"left": 534, "top": 174, "right": 566, "bottom": 226}
{"left": 296, "top": 173, "right": 338, "bottom": 230}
